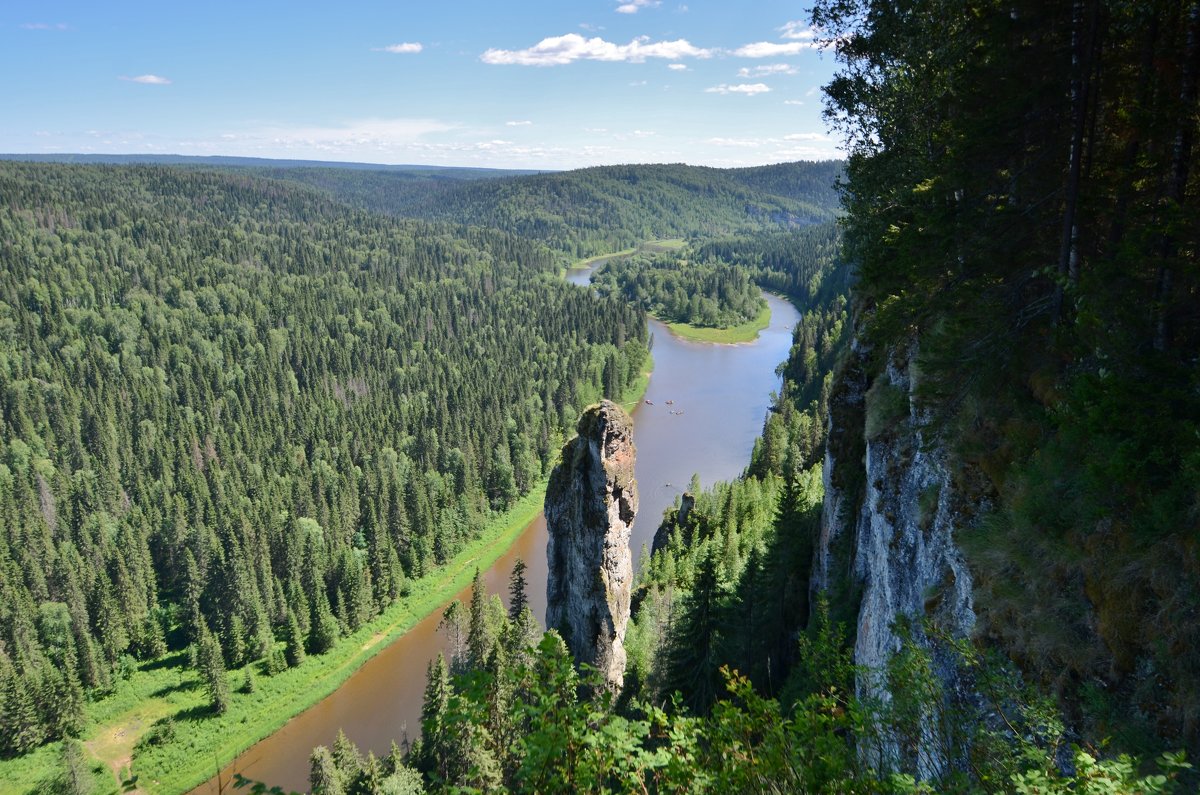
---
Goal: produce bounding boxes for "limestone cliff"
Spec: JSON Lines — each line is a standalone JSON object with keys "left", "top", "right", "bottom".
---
{"left": 818, "top": 335, "right": 978, "bottom": 778}
{"left": 545, "top": 400, "right": 638, "bottom": 691}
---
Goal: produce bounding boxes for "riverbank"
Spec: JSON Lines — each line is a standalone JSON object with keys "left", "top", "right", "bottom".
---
{"left": 663, "top": 299, "right": 771, "bottom": 344}
{"left": 0, "top": 361, "right": 653, "bottom": 795}
{"left": 192, "top": 292, "right": 797, "bottom": 793}
{"left": 561, "top": 238, "right": 688, "bottom": 277}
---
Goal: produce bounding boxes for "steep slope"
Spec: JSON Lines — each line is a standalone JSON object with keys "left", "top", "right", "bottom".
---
{"left": 813, "top": 0, "right": 1199, "bottom": 764}
{"left": 545, "top": 400, "right": 638, "bottom": 692}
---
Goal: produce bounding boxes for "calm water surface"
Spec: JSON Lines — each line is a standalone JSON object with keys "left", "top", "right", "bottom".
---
{"left": 194, "top": 272, "right": 799, "bottom": 793}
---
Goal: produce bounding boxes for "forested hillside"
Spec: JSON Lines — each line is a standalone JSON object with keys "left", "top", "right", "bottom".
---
{"left": 277, "top": 0, "right": 1200, "bottom": 788}
{"left": 338, "top": 184, "right": 1191, "bottom": 791}
{"left": 0, "top": 162, "right": 647, "bottom": 757}
{"left": 333, "top": 161, "right": 843, "bottom": 258}
{"left": 812, "top": 0, "right": 1199, "bottom": 757}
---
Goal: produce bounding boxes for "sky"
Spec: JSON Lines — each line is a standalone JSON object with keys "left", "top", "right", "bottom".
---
{"left": 0, "top": 1, "right": 842, "bottom": 170}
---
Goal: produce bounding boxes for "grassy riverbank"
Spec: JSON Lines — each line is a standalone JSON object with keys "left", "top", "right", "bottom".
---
{"left": 663, "top": 299, "right": 771, "bottom": 344}
{"left": 0, "top": 358, "right": 654, "bottom": 795}
{"left": 561, "top": 238, "right": 688, "bottom": 277}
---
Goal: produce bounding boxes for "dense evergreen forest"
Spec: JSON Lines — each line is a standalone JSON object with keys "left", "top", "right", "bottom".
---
{"left": 0, "top": 162, "right": 648, "bottom": 757}
{"left": 3, "top": 0, "right": 1197, "bottom": 785}
{"left": 307, "top": 163, "right": 1191, "bottom": 791}
{"left": 586, "top": 223, "right": 848, "bottom": 334}
{"left": 269, "top": 0, "right": 1200, "bottom": 791}
{"left": 590, "top": 255, "right": 765, "bottom": 330}
{"left": 289, "top": 161, "right": 843, "bottom": 258}
{"left": 813, "top": 0, "right": 1199, "bottom": 758}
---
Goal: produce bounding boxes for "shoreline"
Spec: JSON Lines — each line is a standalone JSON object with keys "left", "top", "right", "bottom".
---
{"left": 0, "top": 358, "right": 657, "bottom": 795}
{"left": 155, "top": 357, "right": 652, "bottom": 795}
{"left": 661, "top": 299, "right": 772, "bottom": 345}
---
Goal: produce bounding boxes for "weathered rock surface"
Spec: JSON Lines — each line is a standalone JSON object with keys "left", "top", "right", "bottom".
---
{"left": 545, "top": 400, "right": 638, "bottom": 691}
{"left": 651, "top": 491, "right": 694, "bottom": 556}
{"left": 818, "top": 335, "right": 978, "bottom": 779}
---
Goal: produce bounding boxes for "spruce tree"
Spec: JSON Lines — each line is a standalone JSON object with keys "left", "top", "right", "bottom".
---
{"left": 466, "top": 569, "right": 491, "bottom": 671}
{"left": 195, "top": 620, "right": 230, "bottom": 715}
{"left": 284, "top": 607, "right": 306, "bottom": 668}
{"left": 309, "top": 745, "right": 344, "bottom": 795}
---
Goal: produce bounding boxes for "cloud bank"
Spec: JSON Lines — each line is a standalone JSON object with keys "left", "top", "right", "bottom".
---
{"left": 481, "top": 34, "right": 712, "bottom": 66}
{"left": 706, "top": 83, "right": 771, "bottom": 95}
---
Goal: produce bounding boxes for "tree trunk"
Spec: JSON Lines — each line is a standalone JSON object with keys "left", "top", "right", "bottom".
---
{"left": 1154, "top": 0, "right": 1199, "bottom": 351}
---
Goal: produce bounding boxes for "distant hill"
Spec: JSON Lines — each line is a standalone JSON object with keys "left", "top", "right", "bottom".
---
{"left": 356, "top": 160, "right": 845, "bottom": 259}
{"left": 0, "top": 154, "right": 844, "bottom": 259}
{"left": 0, "top": 152, "right": 542, "bottom": 177}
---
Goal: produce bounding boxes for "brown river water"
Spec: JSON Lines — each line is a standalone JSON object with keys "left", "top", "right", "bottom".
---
{"left": 192, "top": 275, "right": 800, "bottom": 793}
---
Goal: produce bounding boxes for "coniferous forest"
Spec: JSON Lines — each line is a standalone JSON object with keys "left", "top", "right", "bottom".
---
{"left": 1, "top": 0, "right": 1198, "bottom": 791}
{"left": 285, "top": 0, "right": 1197, "bottom": 792}
{"left": 0, "top": 162, "right": 648, "bottom": 758}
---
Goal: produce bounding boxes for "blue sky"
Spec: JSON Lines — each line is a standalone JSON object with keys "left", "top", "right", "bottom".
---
{"left": 1, "top": 1, "right": 841, "bottom": 169}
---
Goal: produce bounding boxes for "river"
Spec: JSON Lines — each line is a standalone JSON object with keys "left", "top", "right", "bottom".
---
{"left": 193, "top": 276, "right": 800, "bottom": 793}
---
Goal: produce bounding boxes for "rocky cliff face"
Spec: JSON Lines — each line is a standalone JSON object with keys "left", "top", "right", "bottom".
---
{"left": 818, "top": 336, "right": 978, "bottom": 778}
{"left": 545, "top": 400, "right": 638, "bottom": 692}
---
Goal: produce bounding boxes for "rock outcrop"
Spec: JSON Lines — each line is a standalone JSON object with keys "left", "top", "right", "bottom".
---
{"left": 545, "top": 400, "right": 638, "bottom": 691}
{"left": 818, "top": 335, "right": 978, "bottom": 779}
{"left": 651, "top": 491, "right": 694, "bottom": 556}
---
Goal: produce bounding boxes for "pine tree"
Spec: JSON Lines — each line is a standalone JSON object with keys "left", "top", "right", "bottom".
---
{"left": 417, "top": 652, "right": 452, "bottom": 782}
{"left": 284, "top": 607, "right": 306, "bottom": 668}
{"left": 662, "top": 548, "right": 727, "bottom": 714}
{"left": 309, "top": 745, "right": 345, "bottom": 795}
{"left": 331, "top": 728, "right": 362, "bottom": 781}
{"left": 466, "top": 569, "right": 492, "bottom": 671}
{"left": 507, "top": 558, "right": 528, "bottom": 620}
{"left": 0, "top": 653, "right": 46, "bottom": 754}
{"left": 52, "top": 738, "right": 92, "bottom": 795}
{"left": 195, "top": 620, "right": 230, "bottom": 715}
{"left": 308, "top": 593, "right": 340, "bottom": 655}
{"left": 438, "top": 600, "right": 467, "bottom": 674}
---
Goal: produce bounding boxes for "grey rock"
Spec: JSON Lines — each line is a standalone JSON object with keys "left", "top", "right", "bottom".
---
{"left": 545, "top": 400, "right": 638, "bottom": 692}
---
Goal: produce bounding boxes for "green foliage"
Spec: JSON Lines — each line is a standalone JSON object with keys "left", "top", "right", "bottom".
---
{"left": 262, "top": 554, "right": 1190, "bottom": 795}
{"left": 864, "top": 376, "right": 909, "bottom": 440}
{"left": 591, "top": 253, "right": 765, "bottom": 329}
{"left": 319, "top": 161, "right": 843, "bottom": 259}
{"left": 195, "top": 620, "right": 230, "bottom": 715}
{"left": 0, "top": 160, "right": 647, "bottom": 757}
{"left": 813, "top": 0, "right": 1200, "bottom": 751}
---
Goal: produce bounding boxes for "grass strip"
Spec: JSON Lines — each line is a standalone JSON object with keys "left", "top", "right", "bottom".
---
{"left": 663, "top": 300, "right": 771, "bottom": 344}
{"left": 0, "top": 355, "right": 656, "bottom": 795}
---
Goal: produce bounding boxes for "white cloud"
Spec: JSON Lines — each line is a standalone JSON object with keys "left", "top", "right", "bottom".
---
{"left": 505, "top": 120, "right": 533, "bottom": 126}
{"left": 668, "top": 63, "right": 688, "bottom": 71}
{"left": 733, "top": 41, "right": 814, "bottom": 58}
{"left": 737, "top": 63, "right": 797, "bottom": 78}
{"left": 706, "top": 82, "right": 771, "bottom": 95}
{"left": 616, "top": 0, "right": 660, "bottom": 13}
{"left": 779, "top": 21, "right": 817, "bottom": 40}
{"left": 375, "top": 42, "right": 423, "bottom": 54}
{"left": 707, "top": 137, "right": 762, "bottom": 148}
{"left": 121, "top": 74, "right": 171, "bottom": 85}
{"left": 784, "top": 132, "right": 829, "bottom": 141}
{"left": 21, "top": 22, "right": 68, "bottom": 30}
{"left": 481, "top": 34, "right": 712, "bottom": 66}
{"left": 783, "top": 99, "right": 805, "bottom": 105}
